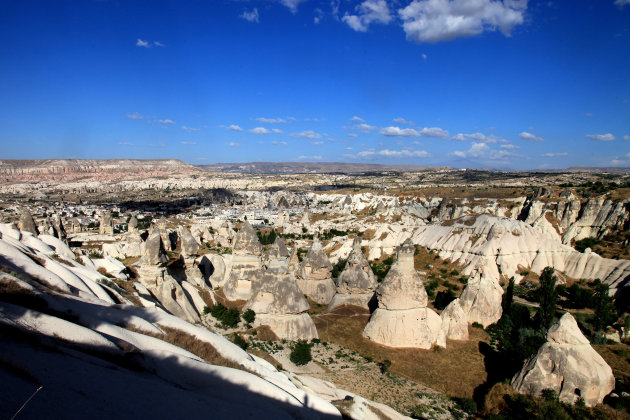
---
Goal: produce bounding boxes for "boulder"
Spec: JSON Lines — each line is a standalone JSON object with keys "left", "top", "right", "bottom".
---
{"left": 511, "top": 313, "right": 615, "bottom": 406}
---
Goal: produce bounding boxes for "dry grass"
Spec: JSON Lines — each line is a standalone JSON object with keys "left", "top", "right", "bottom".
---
{"left": 481, "top": 382, "right": 517, "bottom": 416}
{"left": 313, "top": 306, "right": 490, "bottom": 398}
{"left": 111, "top": 279, "right": 143, "bottom": 307}
{"left": 97, "top": 267, "right": 114, "bottom": 278}
{"left": 213, "top": 288, "right": 247, "bottom": 312}
{"left": 594, "top": 343, "right": 630, "bottom": 382}
{"left": 254, "top": 325, "right": 280, "bottom": 341}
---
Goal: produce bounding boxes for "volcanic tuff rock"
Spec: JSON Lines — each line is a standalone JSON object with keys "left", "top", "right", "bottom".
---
{"left": 511, "top": 313, "right": 615, "bottom": 406}
{"left": 458, "top": 268, "right": 503, "bottom": 328}
{"left": 362, "top": 239, "right": 442, "bottom": 349}
{"left": 329, "top": 237, "right": 377, "bottom": 311}
{"left": 135, "top": 228, "right": 169, "bottom": 288}
{"left": 244, "top": 238, "right": 318, "bottom": 340}
{"left": 438, "top": 299, "right": 469, "bottom": 342}
{"left": 222, "top": 221, "right": 264, "bottom": 301}
{"left": 296, "top": 238, "right": 336, "bottom": 305}
{"left": 18, "top": 208, "right": 39, "bottom": 235}
{"left": 99, "top": 211, "right": 113, "bottom": 235}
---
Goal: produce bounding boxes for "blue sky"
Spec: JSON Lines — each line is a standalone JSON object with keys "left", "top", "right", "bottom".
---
{"left": 0, "top": 0, "right": 629, "bottom": 169}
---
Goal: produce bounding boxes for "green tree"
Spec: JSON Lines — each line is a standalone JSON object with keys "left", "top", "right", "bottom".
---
{"left": 591, "top": 280, "right": 617, "bottom": 332}
{"left": 503, "top": 277, "right": 515, "bottom": 315}
{"left": 535, "top": 267, "right": 558, "bottom": 331}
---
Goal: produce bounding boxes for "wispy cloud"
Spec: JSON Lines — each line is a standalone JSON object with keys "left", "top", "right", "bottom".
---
{"left": 226, "top": 124, "right": 243, "bottom": 132}
{"left": 181, "top": 126, "right": 200, "bottom": 131}
{"left": 380, "top": 126, "right": 420, "bottom": 137}
{"left": 136, "top": 38, "right": 150, "bottom": 48}
{"left": 586, "top": 133, "right": 615, "bottom": 141}
{"left": 279, "top": 0, "right": 307, "bottom": 14}
{"left": 272, "top": 128, "right": 284, "bottom": 134}
{"left": 541, "top": 152, "right": 568, "bottom": 157}
{"left": 227, "top": 142, "right": 240, "bottom": 147}
{"left": 624, "top": 135, "right": 630, "bottom": 141}
{"left": 271, "top": 141, "right": 288, "bottom": 145}
{"left": 343, "top": 0, "right": 392, "bottom": 32}
{"left": 452, "top": 142, "right": 518, "bottom": 161}
{"left": 127, "top": 112, "right": 143, "bottom": 120}
{"left": 118, "top": 142, "right": 133, "bottom": 146}
{"left": 250, "top": 127, "right": 271, "bottom": 134}
{"left": 181, "top": 141, "right": 197, "bottom": 145}
{"left": 612, "top": 152, "right": 630, "bottom": 165}
{"left": 256, "top": 117, "right": 286, "bottom": 123}
{"left": 357, "top": 148, "right": 429, "bottom": 158}
{"left": 615, "top": 0, "right": 630, "bottom": 9}
{"left": 350, "top": 116, "right": 365, "bottom": 122}
{"left": 240, "top": 8, "right": 259, "bottom": 23}
{"left": 393, "top": 117, "right": 413, "bottom": 125}
{"left": 519, "top": 132, "right": 544, "bottom": 142}
{"left": 310, "top": 141, "right": 324, "bottom": 145}
{"left": 157, "top": 119, "right": 175, "bottom": 124}
{"left": 354, "top": 123, "right": 377, "bottom": 133}
{"left": 298, "top": 155, "right": 323, "bottom": 160}
{"left": 290, "top": 130, "right": 322, "bottom": 139}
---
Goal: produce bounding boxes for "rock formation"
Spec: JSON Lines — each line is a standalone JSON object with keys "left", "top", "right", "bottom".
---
{"left": 458, "top": 268, "right": 503, "bottom": 327}
{"left": 156, "top": 277, "right": 201, "bottom": 324}
{"left": 51, "top": 214, "right": 67, "bottom": 241}
{"left": 99, "top": 211, "right": 113, "bottom": 234}
{"left": 328, "top": 238, "right": 377, "bottom": 311}
{"left": 296, "top": 238, "right": 336, "bottom": 305}
{"left": 18, "top": 208, "right": 39, "bottom": 235}
{"left": 363, "top": 239, "right": 442, "bottom": 349}
{"left": 128, "top": 215, "right": 139, "bottom": 233}
{"left": 222, "top": 221, "right": 264, "bottom": 301}
{"left": 178, "top": 225, "right": 203, "bottom": 285}
{"left": 244, "top": 238, "right": 318, "bottom": 340}
{"left": 511, "top": 313, "right": 615, "bottom": 406}
{"left": 438, "top": 298, "right": 469, "bottom": 343}
{"left": 215, "top": 220, "right": 234, "bottom": 247}
{"left": 135, "top": 228, "right": 169, "bottom": 288}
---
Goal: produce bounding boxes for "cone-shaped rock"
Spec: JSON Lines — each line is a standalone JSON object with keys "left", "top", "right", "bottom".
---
{"left": 135, "top": 228, "right": 169, "bottom": 288}
{"left": 297, "top": 238, "right": 336, "bottom": 305}
{"left": 216, "top": 220, "right": 234, "bottom": 247}
{"left": 128, "top": 216, "right": 139, "bottom": 233}
{"left": 511, "top": 313, "right": 614, "bottom": 406}
{"left": 439, "top": 298, "right": 469, "bottom": 341}
{"left": 99, "top": 211, "right": 113, "bottom": 234}
{"left": 329, "top": 238, "right": 377, "bottom": 311}
{"left": 458, "top": 268, "right": 503, "bottom": 327}
{"left": 178, "top": 225, "right": 200, "bottom": 258}
{"left": 51, "top": 215, "right": 67, "bottom": 241}
{"left": 363, "top": 239, "right": 442, "bottom": 349}
{"left": 18, "top": 208, "right": 39, "bottom": 235}
{"left": 245, "top": 238, "right": 317, "bottom": 340}
{"left": 222, "top": 221, "right": 264, "bottom": 301}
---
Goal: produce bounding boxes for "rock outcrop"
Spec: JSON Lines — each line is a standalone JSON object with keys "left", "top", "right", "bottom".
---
{"left": 458, "top": 268, "right": 503, "bottom": 328}
{"left": 329, "top": 238, "right": 377, "bottom": 311}
{"left": 222, "top": 221, "right": 264, "bottom": 301}
{"left": 363, "top": 239, "right": 442, "bottom": 349}
{"left": 511, "top": 313, "right": 615, "bottom": 406}
{"left": 296, "top": 238, "right": 336, "bottom": 305}
{"left": 135, "top": 228, "right": 169, "bottom": 288}
{"left": 438, "top": 298, "right": 468, "bottom": 342}
{"left": 18, "top": 208, "right": 39, "bottom": 235}
{"left": 244, "top": 238, "right": 318, "bottom": 340}
{"left": 178, "top": 225, "right": 203, "bottom": 285}
{"left": 99, "top": 211, "right": 113, "bottom": 234}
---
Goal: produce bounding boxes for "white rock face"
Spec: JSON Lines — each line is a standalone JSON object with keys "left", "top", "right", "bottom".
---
{"left": 511, "top": 313, "right": 615, "bottom": 407}
{"left": 296, "top": 238, "right": 336, "bottom": 305}
{"left": 329, "top": 237, "right": 377, "bottom": 311}
{"left": 439, "top": 299, "right": 469, "bottom": 341}
{"left": 363, "top": 239, "right": 442, "bottom": 349}
{"left": 222, "top": 222, "right": 264, "bottom": 301}
{"left": 458, "top": 269, "right": 503, "bottom": 328}
{"left": 156, "top": 277, "right": 201, "bottom": 324}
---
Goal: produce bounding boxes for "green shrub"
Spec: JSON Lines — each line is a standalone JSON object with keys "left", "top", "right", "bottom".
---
{"left": 242, "top": 309, "right": 256, "bottom": 324}
{"left": 574, "top": 237, "right": 600, "bottom": 253}
{"left": 210, "top": 303, "right": 240, "bottom": 328}
{"left": 290, "top": 341, "right": 312, "bottom": 366}
{"left": 379, "top": 359, "right": 391, "bottom": 374}
{"left": 231, "top": 333, "right": 248, "bottom": 350}
{"left": 434, "top": 289, "right": 456, "bottom": 310}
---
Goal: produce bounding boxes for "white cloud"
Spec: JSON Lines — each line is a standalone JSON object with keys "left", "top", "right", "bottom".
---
{"left": 343, "top": 0, "right": 392, "bottom": 32}
{"left": 241, "top": 8, "right": 259, "bottom": 23}
{"left": 611, "top": 152, "right": 630, "bottom": 165}
{"left": 348, "top": 133, "right": 358, "bottom": 138}
{"left": 271, "top": 141, "right": 288, "bottom": 145}
{"left": 624, "top": 135, "right": 630, "bottom": 141}
{"left": 250, "top": 127, "right": 271, "bottom": 134}
{"left": 615, "top": 0, "right": 630, "bottom": 8}
{"left": 181, "top": 141, "right": 197, "bottom": 145}
{"left": 256, "top": 117, "right": 286, "bottom": 123}
{"left": 355, "top": 123, "right": 377, "bottom": 133}
{"left": 358, "top": 148, "right": 430, "bottom": 158}
{"left": 157, "top": 119, "right": 175, "bottom": 124}
{"left": 453, "top": 141, "right": 519, "bottom": 161}
{"left": 127, "top": 112, "right": 143, "bottom": 120}
{"left": 118, "top": 142, "right": 133, "bottom": 146}
{"left": 310, "top": 141, "right": 324, "bottom": 145}
{"left": 181, "top": 126, "right": 200, "bottom": 131}
{"left": 419, "top": 127, "right": 449, "bottom": 138}
{"left": 393, "top": 117, "right": 413, "bottom": 125}
{"left": 422, "top": 53, "right": 428, "bottom": 60}
{"left": 279, "top": 0, "right": 307, "bottom": 14}
{"left": 345, "top": 147, "right": 353, "bottom": 150}
{"left": 314, "top": 8, "right": 325, "bottom": 24}
{"left": 290, "top": 130, "right": 322, "bottom": 139}
{"left": 227, "top": 142, "right": 240, "bottom": 147}
{"left": 227, "top": 124, "right": 243, "bottom": 132}
{"left": 500, "top": 143, "right": 518, "bottom": 149}
{"left": 451, "top": 132, "right": 486, "bottom": 141}
{"left": 380, "top": 126, "right": 420, "bottom": 137}
{"left": 399, "top": 0, "right": 527, "bottom": 44}
{"left": 541, "top": 152, "right": 568, "bottom": 157}
{"left": 136, "top": 38, "right": 150, "bottom": 48}
{"left": 586, "top": 133, "right": 615, "bottom": 141}
{"left": 272, "top": 128, "right": 284, "bottom": 134}
{"left": 351, "top": 116, "right": 365, "bottom": 122}
{"left": 519, "top": 132, "right": 544, "bottom": 142}
{"left": 154, "top": 41, "right": 165, "bottom": 47}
